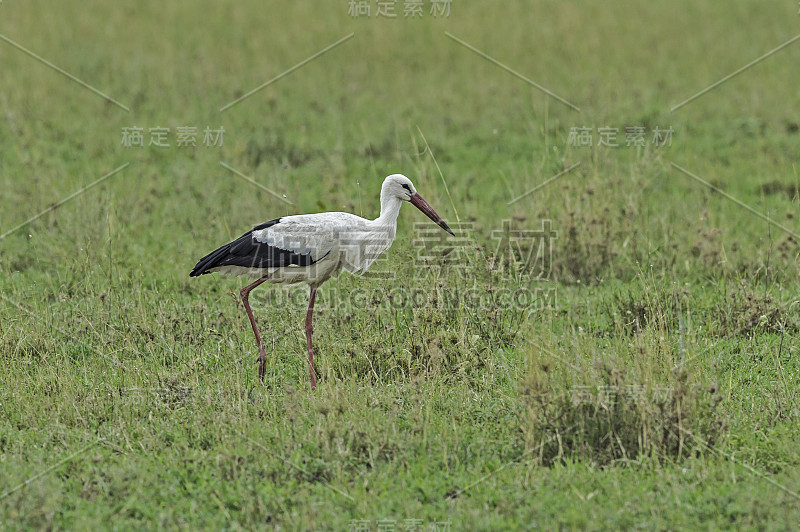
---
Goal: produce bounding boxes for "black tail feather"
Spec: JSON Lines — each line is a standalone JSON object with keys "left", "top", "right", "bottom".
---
{"left": 189, "top": 218, "right": 314, "bottom": 277}
{"left": 189, "top": 235, "right": 245, "bottom": 277}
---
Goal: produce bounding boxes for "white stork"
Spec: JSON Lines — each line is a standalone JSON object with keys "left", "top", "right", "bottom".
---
{"left": 190, "top": 174, "right": 454, "bottom": 389}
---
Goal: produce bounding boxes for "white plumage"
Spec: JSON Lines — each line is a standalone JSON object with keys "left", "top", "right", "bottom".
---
{"left": 212, "top": 212, "right": 395, "bottom": 283}
{"left": 191, "top": 174, "right": 454, "bottom": 389}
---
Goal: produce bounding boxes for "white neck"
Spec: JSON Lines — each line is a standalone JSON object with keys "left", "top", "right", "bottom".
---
{"left": 374, "top": 190, "right": 403, "bottom": 228}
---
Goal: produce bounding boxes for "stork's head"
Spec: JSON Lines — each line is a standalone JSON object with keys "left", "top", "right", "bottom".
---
{"left": 382, "top": 174, "right": 455, "bottom": 236}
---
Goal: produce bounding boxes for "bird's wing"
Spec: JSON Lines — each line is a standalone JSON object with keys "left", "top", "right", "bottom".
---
{"left": 190, "top": 218, "right": 321, "bottom": 276}
{"left": 190, "top": 213, "right": 388, "bottom": 277}
{"left": 252, "top": 213, "right": 349, "bottom": 260}
{"left": 260, "top": 213, "right": 392, "bottom": 273}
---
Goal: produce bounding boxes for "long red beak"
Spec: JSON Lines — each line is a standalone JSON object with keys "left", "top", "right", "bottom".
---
{"left": 409, "top": 193, "right": 455, "bottom": 236}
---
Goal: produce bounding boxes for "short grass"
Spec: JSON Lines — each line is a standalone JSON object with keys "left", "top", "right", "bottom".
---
{"left": 1, "top": 1, "right": 799, "bottom": 529}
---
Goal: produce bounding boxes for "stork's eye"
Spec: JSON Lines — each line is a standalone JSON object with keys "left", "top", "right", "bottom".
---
{"left": 401, "top": 184, "right": 411, "bottom": 192}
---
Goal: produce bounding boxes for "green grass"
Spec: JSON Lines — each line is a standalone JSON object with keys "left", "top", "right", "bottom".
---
{"left": 2, "top": 0, "right": 800, "bottom": 529}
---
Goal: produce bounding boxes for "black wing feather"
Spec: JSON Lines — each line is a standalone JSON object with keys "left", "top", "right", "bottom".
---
{"left": 189, "top": 218, "right": 315, "bottom": 277}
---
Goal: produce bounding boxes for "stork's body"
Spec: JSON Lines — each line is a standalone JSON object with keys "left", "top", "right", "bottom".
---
{"left": 190, "top": 174, "right": 454, "bottom": 389}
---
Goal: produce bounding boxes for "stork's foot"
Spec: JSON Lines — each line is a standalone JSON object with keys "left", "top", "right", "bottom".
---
{"left": 256, "top": 351, "right": 268, "bottom": 382}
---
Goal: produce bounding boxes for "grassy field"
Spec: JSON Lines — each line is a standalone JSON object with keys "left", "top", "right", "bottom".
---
{"left": 1, "top": 1, "right": 799, "bottom": 529}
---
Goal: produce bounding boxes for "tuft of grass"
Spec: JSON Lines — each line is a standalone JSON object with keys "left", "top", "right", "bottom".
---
{"left": 713, "top": 278, "right": 799, "bottom": 337}
{"left": 522, "top": 361, "right": 725, "bottom": 466}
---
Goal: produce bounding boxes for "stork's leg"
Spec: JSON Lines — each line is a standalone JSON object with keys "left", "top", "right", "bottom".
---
{"left": 240, "top": 276, "right": 270, "bottom": 381}
{"left": 305, "top": 287, "right": 318, "bottom": 390}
